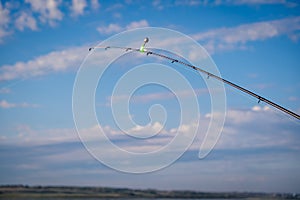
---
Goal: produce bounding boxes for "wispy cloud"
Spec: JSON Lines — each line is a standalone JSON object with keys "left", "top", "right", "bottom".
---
{"left": 97, "top": 20, "right": 149, "bottom": 35}
{"left": 0, "top": 100, "right": 39, "bottom": 109}
{"left": 152, "top": 0, "right": 298, "bottom": 10}
{"left": 192, "top": 16, "right": 300, "bottom": 54}
{"left": 221, "top": 0, "right": 298, "bottom": 7}
{"left": 109, "top": 88, "right": 208, "bottom": 104}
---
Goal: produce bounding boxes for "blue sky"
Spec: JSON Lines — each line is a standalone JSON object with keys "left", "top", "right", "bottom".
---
{"left": 0, "top": 0, "right": 300, "bottom": 193}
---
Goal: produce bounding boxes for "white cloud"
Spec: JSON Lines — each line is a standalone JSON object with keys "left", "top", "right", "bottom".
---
{"left": 126, "top": 20, "right": 149, "bottom": 30}
{"left": 15, "top": 11, "right": 38, "bottom": 31}
{"left": 126, "top": 122, "right": 164, "bottom": 139}
{"left": 0, "top": 1, "right": 11, "bottom": 42}
{"left": 97, "top": 20, "right": 149, "bottom": 35}
{"left": 70, "top": 0, "right": 87, "bottom": 16}
{"left": 0, "top": 100, "right": 39, "bottom": 109}
{"left": 251, "top": 105, "right": 262, "bottom": 111}
{"left": 25, "top": 0, "right": 63, "bottom": 26}
{"left": 192, "top": 16, "right": 300, "bottom": 54}
{"left": 0, "top": 38, "right": 126, "bottom": 81}
{"left": 0, "top": 46, "right": 86, "bottom": 81}
{"left": 97, "top": 23, "right": 122, "bottom": 35}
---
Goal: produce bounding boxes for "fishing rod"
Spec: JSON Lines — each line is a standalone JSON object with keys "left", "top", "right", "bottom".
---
{"left": 89, "top": 37, "right": 300, "bottom": 120}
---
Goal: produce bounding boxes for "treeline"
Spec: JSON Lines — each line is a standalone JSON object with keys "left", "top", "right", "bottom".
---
{"left": 0, "top": 185, "right": 299, "bottom": 199}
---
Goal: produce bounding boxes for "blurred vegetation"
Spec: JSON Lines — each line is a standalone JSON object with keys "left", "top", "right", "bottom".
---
{"left": 0, "top": 185, "right": 299, "bottom": 199}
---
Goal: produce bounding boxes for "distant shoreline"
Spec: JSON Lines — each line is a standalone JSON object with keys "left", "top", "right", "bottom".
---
{"left": 0, "top": 185, "right": 298, "bottom": 199}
